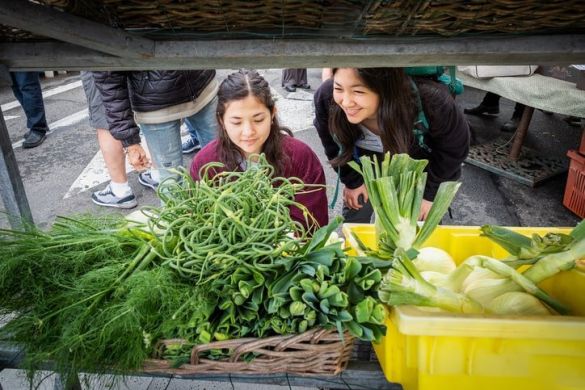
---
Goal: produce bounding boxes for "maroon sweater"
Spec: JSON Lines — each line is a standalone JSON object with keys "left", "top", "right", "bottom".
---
{"left": 190, "top": 136, "right": 329, "bottom": 230}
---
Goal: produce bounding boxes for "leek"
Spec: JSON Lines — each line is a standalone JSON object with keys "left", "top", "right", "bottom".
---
{"left": 348, "top": 153, "right": 460, "bottom": 256}
{"left": 413, "top": 247, "right": 456, "bottom": 274}
{"left": 378, "top": 249, "right": 485, "bottom": 314}
{"left": 486, "top": 292, "right": 550, "bottom": 316}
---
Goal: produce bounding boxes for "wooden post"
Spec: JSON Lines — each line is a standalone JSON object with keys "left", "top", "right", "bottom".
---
{"left": 509, "top": 106, "right": 535, "bottom": 161}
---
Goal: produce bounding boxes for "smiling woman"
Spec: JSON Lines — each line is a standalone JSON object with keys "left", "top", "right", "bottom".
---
{"left": 314, "top": 67, "right": 470, "bottom": 223}
{"left": 190, "top": 69, "right": 329, "bottom": 231}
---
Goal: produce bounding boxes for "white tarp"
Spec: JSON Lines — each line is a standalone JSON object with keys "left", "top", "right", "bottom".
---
{"left": 458, "top": 72, "right": 585, "bottom": 118}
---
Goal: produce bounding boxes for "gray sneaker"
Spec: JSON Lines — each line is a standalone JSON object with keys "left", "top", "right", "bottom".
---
{"left": 91, "top": 184, "right": 137, "bottom": 209}
{"left": 138, "top": 171, "right": 159, "bottom": 190}
{"left": 181, "top": 137, "right": 202, "bottom": 154}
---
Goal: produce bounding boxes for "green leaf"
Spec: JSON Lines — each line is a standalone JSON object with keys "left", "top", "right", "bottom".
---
{"left": 300, "top": 278, "right": 314, "bottom": 293}
{"left": 345, "top": 320, "right": 363, "bottom": 338}
{"left": 320, "top": 299, "right": 330, "bottom": 314}
{"left": 336, "top": 310, "right": 353, "bottom": 322}
{"left": 300, "top": 264, "right": 316, "bottom": 276}
{"left": 301, "top": 292, "right": 319, "bottom": 310}
{"left": 355, "top": 297, "right": 374, "bottom": 323}
{"left": 289, "top": 286, "right": 303, "bottom": 302}
{"left": 298, "top": 319, "right": 308, "bottom": 333}
{"left": 290, "top": 301, "right": 307, "bottom": 316}
{"left": 329, "top": 291, "right": 349, "bottom": 308}
{"left": 303, "top": 216, "right": 344, "bottom": 254}
{"left": 344, "top": 257, "right": 362, "bottom": 281}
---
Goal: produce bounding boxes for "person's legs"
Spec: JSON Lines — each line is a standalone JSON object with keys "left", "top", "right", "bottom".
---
{"left": 139, "top": 119, "right": 183, "bottom": 184}
{"left": 181, "top": 119, "right": 202, "bottom": 154}
{"left": 97, "top": 129, "right": 127, "bottom": 183}
{"left": 482, "top": 92, "right": 501, "bottom": 107}
{"left": 10, "top": 72, "right": 49, "bottom": 148}
{"left": 183, "top": 96, "right": 218, "bottom": 149}
{"left": 81, "top": 71, "right": 136, "bottom": 208}
{"left": 282, "top": 69, "right": 297, "bottom": 92}
{"left": 501, "top": 102, "right": 526, "bottom": 132}
{"left": 464, "top": 92, "right": 500, "bottom": 116}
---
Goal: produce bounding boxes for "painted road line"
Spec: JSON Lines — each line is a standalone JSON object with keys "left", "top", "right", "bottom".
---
{"left": 4, "top": 115, "right": 19, "bottom": 120}
{"left": 2, "top": 80, "right": 83, "bottom": 112}
{"left": 11, "top": 108, "right": 88, "bottom": 149}
{"left": 64, "top": 136, "right": 151, "bottom": 199}
{"left": 65, "top": 124, "right": 189, "bottom": 199}
{"left": 63, "top": 147, "right": 136, "bottom": 199}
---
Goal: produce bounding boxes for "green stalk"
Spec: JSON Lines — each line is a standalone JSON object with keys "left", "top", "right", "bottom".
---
{"left": 462, "top": 256, "right": 568, "bottom": 314}
{"left": 523, "top": 237, "right": 585, "bottom": 283}
{"left": 413, "top": 181, "right": 461, "bottom": 249}
{"left": 379, "top": 250, "right": 485, "bottom": 313}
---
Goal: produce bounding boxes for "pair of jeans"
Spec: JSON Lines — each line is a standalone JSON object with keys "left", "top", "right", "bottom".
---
{"left": 184, "top": 96, "right": 218, "bottom": 147}
{"left": 139, "top": 96, "right": 218, "bottom": 183}
{"left": 10, "top": 72, "right": 49, "bottom": 133}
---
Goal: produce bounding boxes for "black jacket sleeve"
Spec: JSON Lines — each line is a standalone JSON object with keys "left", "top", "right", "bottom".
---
{"left": 418, "top": 81, "right": 470, "bottom": 201}
{"left": 93, "top": 71, "right": 141, "bottom": 148}
{"left": 313, "top": 79, "right": 364, "bottom": 189}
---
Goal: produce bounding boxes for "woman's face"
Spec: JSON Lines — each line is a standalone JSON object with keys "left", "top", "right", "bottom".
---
{"left": 333, "top": 68, "right": 380, "bottom": 126}
{"left": 221, "top": 95, "right": 273, "bottom": 158}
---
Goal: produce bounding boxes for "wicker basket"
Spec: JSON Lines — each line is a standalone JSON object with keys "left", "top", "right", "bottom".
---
{"left": 143, "top": 328, "right": 354, "bottom": 376}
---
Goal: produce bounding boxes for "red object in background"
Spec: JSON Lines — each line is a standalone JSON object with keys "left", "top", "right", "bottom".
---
{"left": 564, "top": 149, "right": 585, "bottom": 218}
{"left": 579, "top": 130, "right": 585, "bottom": 156}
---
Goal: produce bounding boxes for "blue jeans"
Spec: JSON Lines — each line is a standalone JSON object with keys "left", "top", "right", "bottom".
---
{"left": 139, "top": 96, "right": 218, "bottom": 182}
{"left": 184, "top": 96, "right": 218, "bottom": 148}
{"left": 10, "top": 72, "right": 49, "bottom": 133}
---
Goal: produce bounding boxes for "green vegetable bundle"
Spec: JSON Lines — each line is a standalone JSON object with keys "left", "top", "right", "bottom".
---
{"left": 0, "top": 156, "right": 389, "bottom": 386}
{"left": 378, "top": 221, "right": 585, "bottom": 315}
{"left": 348, "top": 153, "right": 460, "bottom": 257}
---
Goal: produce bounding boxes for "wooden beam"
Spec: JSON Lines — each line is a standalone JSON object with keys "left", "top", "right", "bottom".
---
{"left": 1, "top": 34, "right": 584, "bottom": 71}
{"left": 0, "top": 343, "right": 399, "bottom": 389}
{"left": 0, "top": 0, "right": 154, "bottom": 59}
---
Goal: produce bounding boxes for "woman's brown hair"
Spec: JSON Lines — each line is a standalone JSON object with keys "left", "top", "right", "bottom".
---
{"left": 216, "top": 69, "right": 292, "bottom": 176}
{"left": 329, "top": 68, "right": 417, "bottom": 168}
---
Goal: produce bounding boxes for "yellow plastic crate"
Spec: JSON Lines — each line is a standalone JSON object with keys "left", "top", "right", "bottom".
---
{"left": 342, "top": 223, "right": 585, "bottom": 390}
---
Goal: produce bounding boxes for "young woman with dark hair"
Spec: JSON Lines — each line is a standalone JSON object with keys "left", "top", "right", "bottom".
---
{"left": 314, "top": 67, "right": 470, "bottom": 222}
{"left": 190, "top": 69, "right": 328, "bottom": 230}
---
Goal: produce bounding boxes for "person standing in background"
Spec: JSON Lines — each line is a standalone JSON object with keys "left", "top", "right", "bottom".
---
{"left": 10, "top": 72, "right": 50, "bottom": 148}
{"left": 93, "top": 70, "right": 218, "bottom": 189}
{"left": 464, "top": 91, "right": 526, "bottom": 132}
{"left": 80, "top": 71, "right": 137, "bottom": 209}
{"left": 281, "top": 68, "right": 310, "bottom": 93}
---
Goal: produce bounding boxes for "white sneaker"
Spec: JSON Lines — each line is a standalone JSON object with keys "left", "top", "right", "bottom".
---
{"left": 138, "top": 171, "right": 159, "bottom": 190}
{"left": 91, "top": 184, "right": 137, "bottom": 209}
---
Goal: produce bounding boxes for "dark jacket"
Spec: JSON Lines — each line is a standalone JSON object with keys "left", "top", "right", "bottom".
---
{"left": 93, "top": 70, "right": 215, "bottom": 147}
{"left": 313, "top": 77, "right": 470, "bottom": 201}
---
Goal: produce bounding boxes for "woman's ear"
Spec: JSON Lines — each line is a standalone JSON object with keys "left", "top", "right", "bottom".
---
{"left": 271, "top": 107, "right": 277, "bottom": 122}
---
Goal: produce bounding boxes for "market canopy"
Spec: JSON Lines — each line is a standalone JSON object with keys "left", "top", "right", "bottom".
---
{"left": 1, "top": 0, "right": 585, "bottom": 70}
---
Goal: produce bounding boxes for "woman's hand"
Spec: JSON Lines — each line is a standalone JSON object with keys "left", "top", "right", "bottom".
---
{"left": 343, "top": 184, "right": 368, "bottom": 210}
{"left": 419, "top": 199, "right": 433, "bottom": 221}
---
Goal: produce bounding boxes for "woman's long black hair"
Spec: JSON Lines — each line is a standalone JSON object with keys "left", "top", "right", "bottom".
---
{"left": 216, "top": 69, "right": 292, "bottom": 176}
{"left": 329, "top": 68, "right": 418, "bottom": 168}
